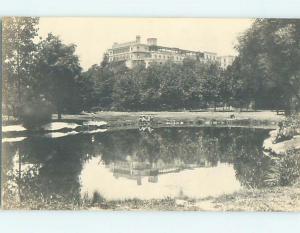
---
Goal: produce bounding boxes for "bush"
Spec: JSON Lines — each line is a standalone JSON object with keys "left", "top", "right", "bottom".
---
{"left": 19, "top": 99, "right": 53, "bottom": 130}
{"left": 279, "top": 150, "right": 300, "bottom": 185}
{"left": 264, "top": 149, "right": 300, "bottom": 186}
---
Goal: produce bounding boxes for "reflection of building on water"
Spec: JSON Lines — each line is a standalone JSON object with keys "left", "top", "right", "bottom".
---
{"left": 110, "top": 161, "right": 157, "bottom": 185}
{"left": 109, "top": 157, "right": 212, "bottom": 185}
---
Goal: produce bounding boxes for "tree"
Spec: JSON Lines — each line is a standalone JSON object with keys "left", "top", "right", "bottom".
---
{"left": 233, "top": 19, "right": 300, "bottom": 114}
{"left": 156, "top": 62, "right": 185, "bottom": 109}
{"left": 180, "top": 59, "right": 203, "bottom": 109}
{"left": 82, "top": 57, "right": 227, "bottom": 111}
{"left": 77, "top": 67, "right": 98, "bottom": 111}
{"left": 139, "top": 64, "right": 163, "bottom": 110}
{"left": 34, "top": 34, "right": 82, "bottom": 119}
{"left": 2, "top": 17, "right": 39, "bottom": 118}
{"left": 80, "top": 60, "right": 128, "bottom": 111}
{"left": 112, "top": 65, "right": 142, "bottom": 110}
{"left": 223, "top": 58, "right": 254, "bottom": 109}
{"left": 199, "top": 63, "right": 223, "bottom": 110}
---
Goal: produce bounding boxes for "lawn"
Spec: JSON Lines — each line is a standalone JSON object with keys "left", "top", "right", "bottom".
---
{"left": 59, "top": 110, "right": 284, "bottom": 129}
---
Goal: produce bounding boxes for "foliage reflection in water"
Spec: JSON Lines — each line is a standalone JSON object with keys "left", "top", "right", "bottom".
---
{"left": 3, "top": 127, "right": 276, "bottom": 207}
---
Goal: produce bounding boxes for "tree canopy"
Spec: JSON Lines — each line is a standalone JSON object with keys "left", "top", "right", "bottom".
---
{"left": 81, "top": 59, "right": 224, "bottom": 111}
{"left": 2, "top": 17, "right": 39, "bottom": 117}
{"left": 229, "top": 19, "right": 300, "bottom": 113}
{"left": 34, "top": 33, "right": 82, "bottom": 118}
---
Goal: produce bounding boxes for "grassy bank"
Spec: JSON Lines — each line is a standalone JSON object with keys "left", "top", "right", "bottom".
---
{"left": 5, "top": 181, "right": 300, "bottom": 211}
{"left": 3, "top": 111, "right": 283, "bottom": 129}
{"left": 60, "top": 111, "right": 283, "bottom": 129}
{"left": 89, "top": 182, "right": 300, "bottom": 211}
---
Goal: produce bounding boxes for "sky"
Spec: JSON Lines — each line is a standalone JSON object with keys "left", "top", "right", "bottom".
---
{"left": 38, "top": 18, "right": 253, "bottom": 70}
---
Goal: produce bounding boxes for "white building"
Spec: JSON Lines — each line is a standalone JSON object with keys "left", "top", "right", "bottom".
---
{"left": 107, "top": 35, "right": 234, "bottom": 69}
{"left": 217, "top": 55, "right": 235, "bottom": 69}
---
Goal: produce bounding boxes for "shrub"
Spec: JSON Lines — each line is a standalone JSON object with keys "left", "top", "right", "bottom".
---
{"left": 264, "top": 149, "right": 300, "bottom": 186}
{"left": 19, "top": 99, "right": 53, "bottom": 130}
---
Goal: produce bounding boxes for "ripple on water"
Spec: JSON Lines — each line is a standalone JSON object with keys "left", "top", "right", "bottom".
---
{"left": 2, "top": 137, "right": 27, "bottom": 143}
{"left": 2, "top": 125, "right": 26, "bottom": 133}
{"left": 42, "top": 122, "right": 80, "bottom": 131}
{"left": 83, "top": 121, "right": 107, "bottom": 127}
{"left": 44, "top": 131, "right": 79, "bottom": 138}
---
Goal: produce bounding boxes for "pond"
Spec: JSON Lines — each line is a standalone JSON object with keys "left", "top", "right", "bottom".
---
{"left": 2, "top": 126, "right": 274, "bottom": 205}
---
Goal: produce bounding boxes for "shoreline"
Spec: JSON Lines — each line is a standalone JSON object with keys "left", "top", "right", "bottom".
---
{"left": 100, "top": 182, "right": 300, "bottom": 211}
{"left": 59, "top": 110, "right": 283, "bottom": 129}
{"left": 3, "top": 111, "right": 284, "bottom": 128}
{"left": 2, "top": 111, "right": 282, "bottom": 139}
{"left": 5, "top": 182, "right": 300, "bottom": 211}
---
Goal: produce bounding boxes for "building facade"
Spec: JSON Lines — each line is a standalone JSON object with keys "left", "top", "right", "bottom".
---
{"left": 217, "top": 55, "right": 235, "bottom": 69}
{"left": 107, "top": 35, "right": 234, "bottom": 69}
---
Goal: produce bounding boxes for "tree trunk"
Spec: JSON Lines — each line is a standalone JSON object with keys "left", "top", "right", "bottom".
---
{"left": 57, "top": 103, "right": 62, "bottom": 120}
{"left": 285, "top": 108, "right": 291, "bottom": 116}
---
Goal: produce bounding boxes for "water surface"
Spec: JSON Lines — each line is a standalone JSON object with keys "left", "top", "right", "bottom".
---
{"left": 2, "top": 126, "right": 272, "bottom": 203}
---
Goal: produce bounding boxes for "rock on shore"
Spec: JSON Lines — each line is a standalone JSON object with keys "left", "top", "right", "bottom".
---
{"left": 263, "top": 129, "right": 300, "bottom": 155}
